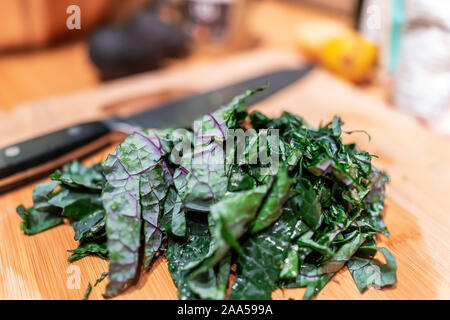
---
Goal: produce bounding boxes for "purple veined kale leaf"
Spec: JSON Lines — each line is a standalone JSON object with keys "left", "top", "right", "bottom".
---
{"left": 318, "top": 232, "right": 367, "bottom": 274}
{"left": 140, "top": 162, "right": 172, "bottom": 267}
{"left": 163, "top": 187, "right": 186, "bottom": 237}
{"left": 173, "top": 88, "right": 263, "bottom": 212}
{"left": 347, "top": 247, "right": 397, "bottom": 293}
{"left": 102, "top": 129, "right": 173, "bottom": 296}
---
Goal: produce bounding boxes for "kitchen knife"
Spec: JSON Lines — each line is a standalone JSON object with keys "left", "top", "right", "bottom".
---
{"left": 0, "top": 65, "right": 314, "bottom": 188}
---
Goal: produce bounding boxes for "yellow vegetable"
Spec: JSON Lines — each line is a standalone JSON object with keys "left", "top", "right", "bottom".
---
{"left": 295, "top": 22, "right": 349, "bottom": 61}
{"left": 295, "top": 22, "right": 378, "bottom": 84}
{"left": 319, "top": 32, "right": 378, "bottom": 84}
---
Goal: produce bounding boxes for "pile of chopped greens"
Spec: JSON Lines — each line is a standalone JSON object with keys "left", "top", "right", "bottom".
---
{"left": 17, "top": 89, "right": 396, "bottom": 299}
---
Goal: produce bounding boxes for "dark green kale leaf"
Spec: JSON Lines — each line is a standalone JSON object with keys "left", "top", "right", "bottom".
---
{"left": 227, "top": 165, "right": 256, "bottom": 192}
{"left": 347, "top": 247, "right": 397, "bottom": 292}
{"left": 250, "top": 111, "right": 305, "bottom": 132}
{"left": 279, "top": 247, "right": 299, "bottom": 280}
{"left": 318, "top": 232, "right": 367, "bottom": 274}
{"left": 83, "top": 283, "right": 92, "bottom": 300}
{"left": 355, "top": 237, "right": 378, "bottom": 258}
{"left": 67, "top": 241, "right": 108, "bottom": 262}
{"left": 249, "top": 111, "right": 271, "bottom": 129}
{"left": 51, "top": 160, "right": 105, "bottom": 190}
{"left": 281, "top": 231, "right": 368, "bottom": 299}
{"left": 166, "top": 214, "right": 212, "bottom": 300}
{"left": 72, "top": 209, "right": 105, "bottom": 241}
{"left": 229, "top": 209, "right": 298, "bottom": 300}
{"left": 251, "top": 166, "right": 293, "bottom": 233}
{"left": 17, "top": 204, "right": 63, "bottom": 235}
{"left": 48, "top": 188, "right": 102, "bottom": 220}
{"left": 280, "top": 262, "right": 338, "bottom": 300}
{"left": 188, "top": 252, "right": 231, "bottom": 300}
{"left": 198, "top": 184, "right": 269, "bottom": 268}
{"left": 31, "top": 181, "right": 60, "bottom": 205}
{"left": 16, "top": 181, "right": 63, "bottom": 234}
{"left": 288, "top": 178, "right": 322, "bottom": 229}
{"left": 184, "top": 183, "right": 271, "bottom": 300}
{"left": 17, "top": 164, "right": 107, "bottom": 241}
{"left": 356, "top": 168, "right": 390, "bottom": 236}
{"left": 302, "top": 269, "right": 335, "bottom": 300}
{"left": 94, "top": 272, "right": 109, "bottom": 286}
{"left": 82, "top": 272, "right": 109, "bottom": 300}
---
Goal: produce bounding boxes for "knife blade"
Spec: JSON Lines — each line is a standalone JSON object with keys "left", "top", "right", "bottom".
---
{"left": 124, "top": 66, "right": 314, "bottom": 129}
{"left": 0, "top": 65, "right": 314, "bottom": 189}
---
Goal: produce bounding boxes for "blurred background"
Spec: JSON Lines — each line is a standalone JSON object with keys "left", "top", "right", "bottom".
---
{"left": 0, "top": 0, "right": 449, "bottom": 136}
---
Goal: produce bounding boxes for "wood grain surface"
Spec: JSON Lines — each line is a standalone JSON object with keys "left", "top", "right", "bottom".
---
{"left": 0, "top": 49, "right": 449, "bottom": 300}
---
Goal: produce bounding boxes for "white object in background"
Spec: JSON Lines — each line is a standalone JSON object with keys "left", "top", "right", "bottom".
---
{"left": 393, "top": 0, "right": 450, "bottom": 133}
{"left": 405, "top": 0, "right": 450, "bottom": 30}
{"left": 394, "top": 27, "right": 450, "bottom": 121}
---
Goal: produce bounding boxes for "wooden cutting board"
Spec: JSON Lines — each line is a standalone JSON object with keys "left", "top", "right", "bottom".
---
{"left": 0, "top": 49, "right": 449, "bottom": 300}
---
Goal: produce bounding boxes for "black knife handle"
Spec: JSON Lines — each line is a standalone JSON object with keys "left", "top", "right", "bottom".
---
{"left": 0, "top": 121, "right": 110, "bottom": 179}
